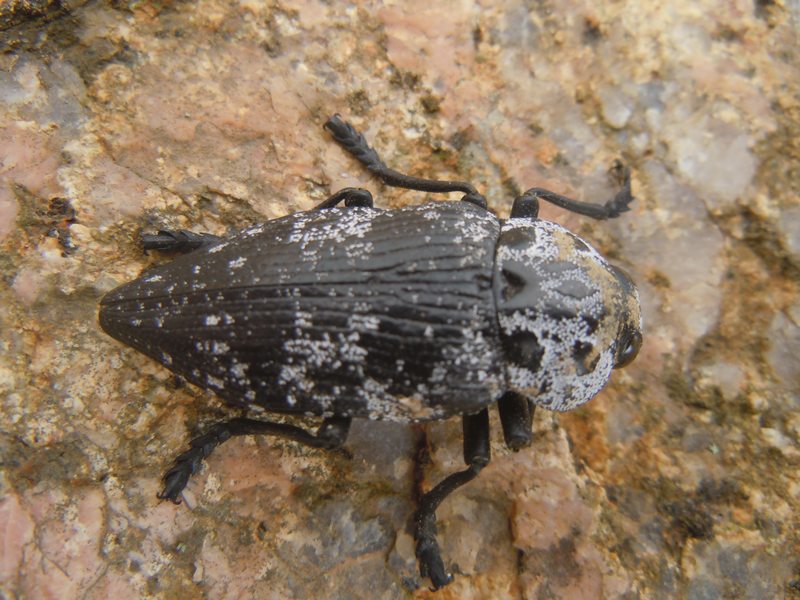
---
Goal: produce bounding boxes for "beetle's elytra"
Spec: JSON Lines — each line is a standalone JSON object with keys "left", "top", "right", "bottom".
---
{"left": 99, "top": 114, "right": 642, "bottom": 590}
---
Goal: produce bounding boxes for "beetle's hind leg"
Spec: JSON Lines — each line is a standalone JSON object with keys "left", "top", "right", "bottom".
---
{"left": 158, "top": 415, "right": 351, "bottom": 503}
{"left": 141, "top": 230, "right": 223, "bottom": 254}
{"left": 516, "top": 160, "right": 634, "bottom": 220}
{"left": 414, "top": 408, "right": 490, "bottom": 590}
{"left": 324, "top": 114, "right": 488, "bottom": 209}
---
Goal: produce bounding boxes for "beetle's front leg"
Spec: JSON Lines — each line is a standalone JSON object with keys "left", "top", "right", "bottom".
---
{"left": 517, "top": 161, "right": 634, "bottom": 220}
{"left": 141, "top": 230, "right": 223, "bottom": 254}
{"left": 414, "top": 408, "right": 490, "bottom": 590}
{"left": 497, "top": 391, "right": 535, "bottom": 450}
{"left": 158, "top": 415, "right": 351, "bottom": 503}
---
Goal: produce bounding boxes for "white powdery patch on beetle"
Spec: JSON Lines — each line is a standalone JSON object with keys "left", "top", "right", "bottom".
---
{"left": 277, "top": 363, "right": 314, "bottom": 406}
{"left": 500, "top": 310, "right": 615, "bottom": 411}
{"left": 229, "top": 360, "right": 248, "bottom": 379}
{"left": 294, "top": 311, "right": 313, "bottom": 329}
{"left": 283, "top": 330, "right": 368, "bottom": 373}
{"left": 458, "top": 212, "right": 499, "bottom": 261}
{"left": 507, "top": 348, "right": 615, "bottom": 411}
{"left": 344, "top": 239, "right": 375, "bottom": 261}
{"left": 241, "top": 223, "right": 265, "bottom": 238}
{"left": 497, "top": 219, "right": 623, "bottom": 411}
{"left": 338, "top": 332, "right": 368, "bottom": 363}
{"left": 499, "top": 218, "right": 560, "bottom": 263}
{"left": 207, "top": 242, "right": 227, "bottom": 254}
{"left": 348, "top": 313, "right": 380, "bottom": 332}
{"left": 206, "top": 374, "right": 225, "bottom": 390}
{"left": 279, "top": 208, "right": 384, "bottom": 273}
{"left": 287, "top": 208, "right": 381, "bottom": 247}
{"left": 211, "top": 341, "right": 230, "bottom": 355}
{"left": 275, "top": 304, "right": 373, "bottom": 411}
{"left": 228, "top": 256, "right": 247, "bottom": 270}
{"left": 284, "top": 337, "right": 341, "bottom": 369}
{"left": 441, "top": 312, "right": 504, "bottom": 399}
{"left": 503, "top": 220, "right": 593, "bottom": 263}
{"left": 359, "top": 377, "right": 440, "bottom": 421}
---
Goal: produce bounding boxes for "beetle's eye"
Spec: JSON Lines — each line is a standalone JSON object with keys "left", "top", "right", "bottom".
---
{"left": 615, "top": 331, "right": 642, "bottom": 368}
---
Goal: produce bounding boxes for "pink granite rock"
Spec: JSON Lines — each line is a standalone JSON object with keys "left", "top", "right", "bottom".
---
{"left": 1, "top": 1, "right": 798, "bottom": 598}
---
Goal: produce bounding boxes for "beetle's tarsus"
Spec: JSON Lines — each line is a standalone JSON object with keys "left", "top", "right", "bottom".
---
{"left": 324, "top": 114, "right": 385, "bottom": 174}
{"left": 157, "top": 428, "right": 230, "bottom": 501}
{"left": 158, "top": 416, "right": 352, "bottom": 502}
{"left": 325, "top": 114, "right": 487, "bottom": 207}
{"left": 142, "top": 230, "right": 222, "bottom": 254}
{"left": 603, "top": 165, "right": 634, "bottom": 218}
{"left": 416, "top": 537, "right": 454, "bottom": 590}
{"left": 158, "top": 468, "right": 191, "bottom": 503}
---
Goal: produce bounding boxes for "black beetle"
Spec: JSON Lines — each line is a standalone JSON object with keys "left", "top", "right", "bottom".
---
{"left": 99, "top": 114, "right": 642, "bottom": 589}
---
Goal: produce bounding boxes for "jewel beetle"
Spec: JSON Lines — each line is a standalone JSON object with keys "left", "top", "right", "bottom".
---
{"left": 99, "top": 114, "right": 643, "bottom": 589}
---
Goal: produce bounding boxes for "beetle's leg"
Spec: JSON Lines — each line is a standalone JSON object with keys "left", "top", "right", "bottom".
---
{"left": 141, "top": 230, "right": 222, "bottom": 254}
{"left": 158, "top": 415, "right": 351, "bottom": 503}
{"left": 414, "top": 408, "right": 490, "bottom": 590}
{"left": 325, "top": 114, "right": 488, "bottom": 209}
{"left": 510, "top": 195, "right": 540, "bottom": 219}
{"left": 313, "top": 187, "right": 374, "bottom": 210}
{"left": 518, "top": 161, "right": 634, "bottom": 220}
{"left": 497, "top": 391, "right": 535, "bottom": 450}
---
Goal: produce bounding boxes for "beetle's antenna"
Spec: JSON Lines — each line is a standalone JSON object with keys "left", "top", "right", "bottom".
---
{"left": 325, "top": 114, "right": 487, "bottom": 207}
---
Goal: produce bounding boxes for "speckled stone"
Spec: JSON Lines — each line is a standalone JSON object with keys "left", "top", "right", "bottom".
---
{"left": 1, "top": 1, "right": 799, "bottom": 599}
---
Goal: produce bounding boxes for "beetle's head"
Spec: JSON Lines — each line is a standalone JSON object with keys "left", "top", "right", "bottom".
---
{"left": 494, "top": 219, "right": 642, "bottom": 412}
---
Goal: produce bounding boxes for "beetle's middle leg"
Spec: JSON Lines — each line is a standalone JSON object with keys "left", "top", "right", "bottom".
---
{"left": 414, "top": 408, "right": 490, "bottom": 590}
{"left": 158, "top": 415, "right": 351, "bottom": 503}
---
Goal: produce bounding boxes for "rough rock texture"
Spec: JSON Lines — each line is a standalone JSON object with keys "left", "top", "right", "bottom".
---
{"left": 1, "top": 1, "right": 799, "bottom": 598}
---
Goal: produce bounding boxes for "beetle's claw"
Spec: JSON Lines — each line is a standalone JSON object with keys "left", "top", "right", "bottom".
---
{"left": 423, "top": 558, "right": 453, "bottom": 590}
{"left": 416, "top": 536, "right": 454, "bottom": 589}
{"left": 157, "top": 491, "right": 183, "bottom": 505}
{"left": 158, "top": 465, "right": 191, "bottom": 503}
{"left": 323, "top": 113, "right": 346, "bottom": 134}
{"left": 604, "top": 167, "right": 634, "bottom": 218}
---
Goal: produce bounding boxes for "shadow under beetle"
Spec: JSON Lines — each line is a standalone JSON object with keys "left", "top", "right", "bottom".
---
{"left": 99, "top": 114, "right": 643, "bottom": 590}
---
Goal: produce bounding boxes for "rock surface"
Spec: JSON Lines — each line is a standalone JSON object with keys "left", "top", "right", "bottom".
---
{"left": 1, "top": 1, "right": 798, "bottom": 598}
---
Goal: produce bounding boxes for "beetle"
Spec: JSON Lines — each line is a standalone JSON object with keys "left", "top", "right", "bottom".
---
{"left": 99, "top": 114, "right": 642, "bottom": 589}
